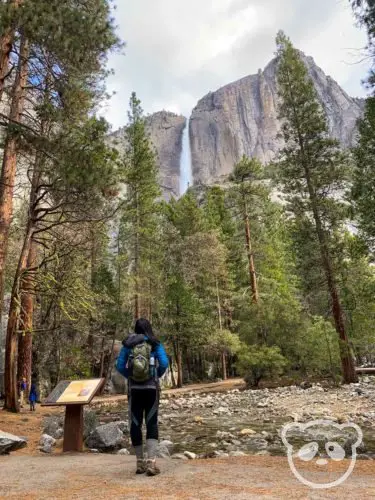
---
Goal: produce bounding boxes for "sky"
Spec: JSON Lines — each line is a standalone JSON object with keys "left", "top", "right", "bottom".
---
{"left": 101, "top": 0, "right": 371, "bottom": 190}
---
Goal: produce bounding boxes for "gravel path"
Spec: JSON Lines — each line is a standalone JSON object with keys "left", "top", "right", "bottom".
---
{"left": 0, "top": 454, "right": 375, "bottom": 499}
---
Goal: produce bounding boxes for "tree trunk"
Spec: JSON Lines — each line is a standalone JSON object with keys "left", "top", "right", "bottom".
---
{"left": 243, "top": 199, "right": 259, "bottom": 304}
{"left": 167, "top": 355, "right": 176, "bottom": 388}
{"left": 173, "top": 341, "right": 183, "bottom": 388}
{"left": 0, "top": 35, "right": 29, "bottom": 343}
{"left": 4, "top": 222, "right": 33, "bottom": 411}
{"left": 0, "top": 0, "right": 22, "bottom": 103}
{"left": 98, "top": 336, "right": 105, "bottom": 379}
{"left": 134, "top": 192, "right": 140, "bottom": 319}
{"left": 177, "top": 348, "right": 183, "bottom": 388}
{"left": 17, "top": 240, "right": 36, "bottom": 388}
{"left": 302, "top": 154, "right": 357, "bottom": 384}
{"left": 221, "top": 352, "right": 227, "bottom": 380}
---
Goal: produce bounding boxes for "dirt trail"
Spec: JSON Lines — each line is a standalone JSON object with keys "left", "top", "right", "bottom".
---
{"left": 0, "top": 454, "right": 374, "bottom": 499}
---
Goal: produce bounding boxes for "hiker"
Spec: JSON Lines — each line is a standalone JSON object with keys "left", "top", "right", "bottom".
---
{"left": 19, "top": 377, "right": 27, "bottom": 408}
{"left": 116, "top": 318, "right": 168, "bottom": 476}
{"left": 29, "top": 379, "right": 37, "bottom": 411}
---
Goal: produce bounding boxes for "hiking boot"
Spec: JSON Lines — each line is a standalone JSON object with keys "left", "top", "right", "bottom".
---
{"left": 146, "top": 458, "right": 160, "bottom": 476}
{"left": 136, "top": 458, "right": 146, "bottom": 474}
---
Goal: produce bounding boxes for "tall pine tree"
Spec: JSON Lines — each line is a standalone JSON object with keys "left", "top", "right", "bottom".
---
{"left": 275, "top": 31, "right": 357, "bottom": 383}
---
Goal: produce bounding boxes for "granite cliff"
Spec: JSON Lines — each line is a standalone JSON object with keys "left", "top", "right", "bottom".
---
{"left": 109, "top": 111, "right": 186, "bottom": 199}
{"left": 190, "top": 53, "right": 364, "bottom": 185}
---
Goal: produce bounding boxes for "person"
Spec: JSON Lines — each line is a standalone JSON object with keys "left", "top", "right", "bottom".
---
{"left": 116, "top": 318, "right": 168, "bottom": 476}
{"left": 19, "top": 377, "right": 27, "bottom": 408}
{"left": 29, "top": 379, "right": 37, "bottom": 411}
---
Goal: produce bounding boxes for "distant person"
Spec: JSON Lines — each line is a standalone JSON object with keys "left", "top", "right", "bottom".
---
{"left": 29, "top": 380, "right": 37, "bottom": 411}
{"left": 116, "top": 318, "right": 168, "bottom": 476}
{"left": 19, "top": 377, "right": 27, "bottom": 408}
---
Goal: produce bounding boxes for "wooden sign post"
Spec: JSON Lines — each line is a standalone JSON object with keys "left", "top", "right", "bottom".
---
{"left": 42, "top": 378, "right": 104, "bottom": 452}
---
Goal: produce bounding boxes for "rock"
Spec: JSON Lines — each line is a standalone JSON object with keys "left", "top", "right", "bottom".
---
{"left": 255, "top": 450, "right": 271, "bottom": 456}
{"left": 184, "top": 451, "right": 197, "bottom": 460}
{"left": 171, "top": 453, "right": 188, "bottom": 460}
{"left": 54, "top": 428, "right": 63, "bottom": 439}
{"left": 109, "top": 112, "right": 186, "bottom": 200}
{"left": 159, "top": 439, "right": 174, "bottom": 450}
{"left": 85, "top": 422, "right": 125, "bottom": 451}
{"left": 216, "top": 431, "right": 235, "bottom": 440}
{"left": 300, "top": 381, "right": 313, "bottom": 390}
{"left": 83, "top": 410, "right": 98, "bottom": 439}
{"left": 43, "top": 416, "right": 64, "bottom": 439}
{"left": 229, "top": 451, "right": 247, "bottom": 457}
{"left": 39, "top": 434, "right": 56, "bottom": 454}
{"left": 117, "top": 448, "right": 130, "bottom": 455}
{"left": 190, "top": 52, "right": 363, "bottom": 185}
{"left": 157, "top": 440, "right": 173, "bottom": 459}
{"left": 239, "top": 429, "right": 256, "bottom": 436}
{"left": 257, "top": 401, "right": 268, "bottom": 408}
{"left": 88, "top": 449, "right": 100, "bottom": 453}
{"left": 248, "top": 438, "right": 268, "bottom": 450}
{"left": 0, "top": 431, "right": 27, "bottom": 455}
{"left": 194, "top": 416, "right": 203, "bottom": 423}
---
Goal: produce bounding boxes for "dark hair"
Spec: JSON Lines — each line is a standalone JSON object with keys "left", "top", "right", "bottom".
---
{"left": 134, "top": 318, "right": 160, "bottom": 346}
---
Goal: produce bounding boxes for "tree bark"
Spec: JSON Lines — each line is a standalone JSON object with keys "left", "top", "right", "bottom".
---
{"left": 0, "top": 34, "right": 29, "bottom": 344}
{"left": 243, "top": 199, "right": 259, "bottom": 304}
{"left": 0, "top": 0, "right": 22, "bottom": 103}
{"left": 4, "top": 222, "right": 33, "bottom": 411}
{"left": 221, "top": 352, "right": 227, "bottom": 380}
{"left": 173, "top": 341, "right": 183, "bottom": 388}
{"left": 17, "top": 240, "right": 36, "bottom": 388}
{"left": 168, "top": 355, "right": 177, "bottom": 388}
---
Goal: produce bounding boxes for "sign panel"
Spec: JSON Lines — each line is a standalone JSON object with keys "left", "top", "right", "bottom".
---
{"left": 43, "top": 378, "right": 104, "bottom": 406}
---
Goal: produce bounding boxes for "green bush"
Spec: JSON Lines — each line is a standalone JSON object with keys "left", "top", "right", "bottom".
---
{"left": 236, "top": 345, "right": 289, "bottom": 387}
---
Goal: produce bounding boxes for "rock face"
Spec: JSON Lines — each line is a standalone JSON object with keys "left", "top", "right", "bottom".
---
{"left": 109, "top": 111, "right": 186, "bottom": 200}
{"left": 190, "top": 53, "right": 365, "bottom": 185}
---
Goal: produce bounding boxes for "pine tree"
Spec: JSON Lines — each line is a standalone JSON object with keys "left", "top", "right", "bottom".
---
{"left": 120, "top": 92, "right": 161, "bottom": 320}
{"left": 0, "top": 0, "right": 119, "bottom": 377}
{"left": 275, "top": 31, "right": 357, "bottom": 383}
{"left": 352, "top": 97, "right": 375, "bottom": 248}
{"left": 229, "top": 156, "right": 268, "bottom": 305}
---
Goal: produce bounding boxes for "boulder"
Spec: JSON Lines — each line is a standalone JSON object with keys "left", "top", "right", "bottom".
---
{"left": 117, "top": 448, "right": 130, "bottom": 455}
{"left": 172, "top": 453, "right": 188, "bottom": 460}
{"left": 0, "top": 431, "right": 27, "bottom": 455}
{"left": 43, "top": 416, "right": 64, "bottom": 439}
{"left": 39, "top": 434, "right": 56, "bottom": 454}
{"left": 85, "top": 422, "right": 125, "bottom": 451}
{"left": 83, "top": 410, "right": 98, "bottom": 439}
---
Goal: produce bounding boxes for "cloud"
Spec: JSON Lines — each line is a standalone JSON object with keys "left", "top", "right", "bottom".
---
{"left": 103, "top": 0, "right": 370, "bottom": 131}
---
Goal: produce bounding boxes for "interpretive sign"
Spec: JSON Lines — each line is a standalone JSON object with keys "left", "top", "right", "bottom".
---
{"left": 42, "top": 378, "right": 104, "bottom": 452}
{"left": 43, "top": 379, "right": 103, "bottom": 406}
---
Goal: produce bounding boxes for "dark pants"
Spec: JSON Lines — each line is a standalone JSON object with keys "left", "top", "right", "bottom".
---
{"left": 129, "top": 388, "right": 159, "bottom": 447}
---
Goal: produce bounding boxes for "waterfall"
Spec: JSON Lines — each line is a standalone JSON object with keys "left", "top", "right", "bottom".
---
{"left": 180, "top": 118, "right": 192, "bottom": 194}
